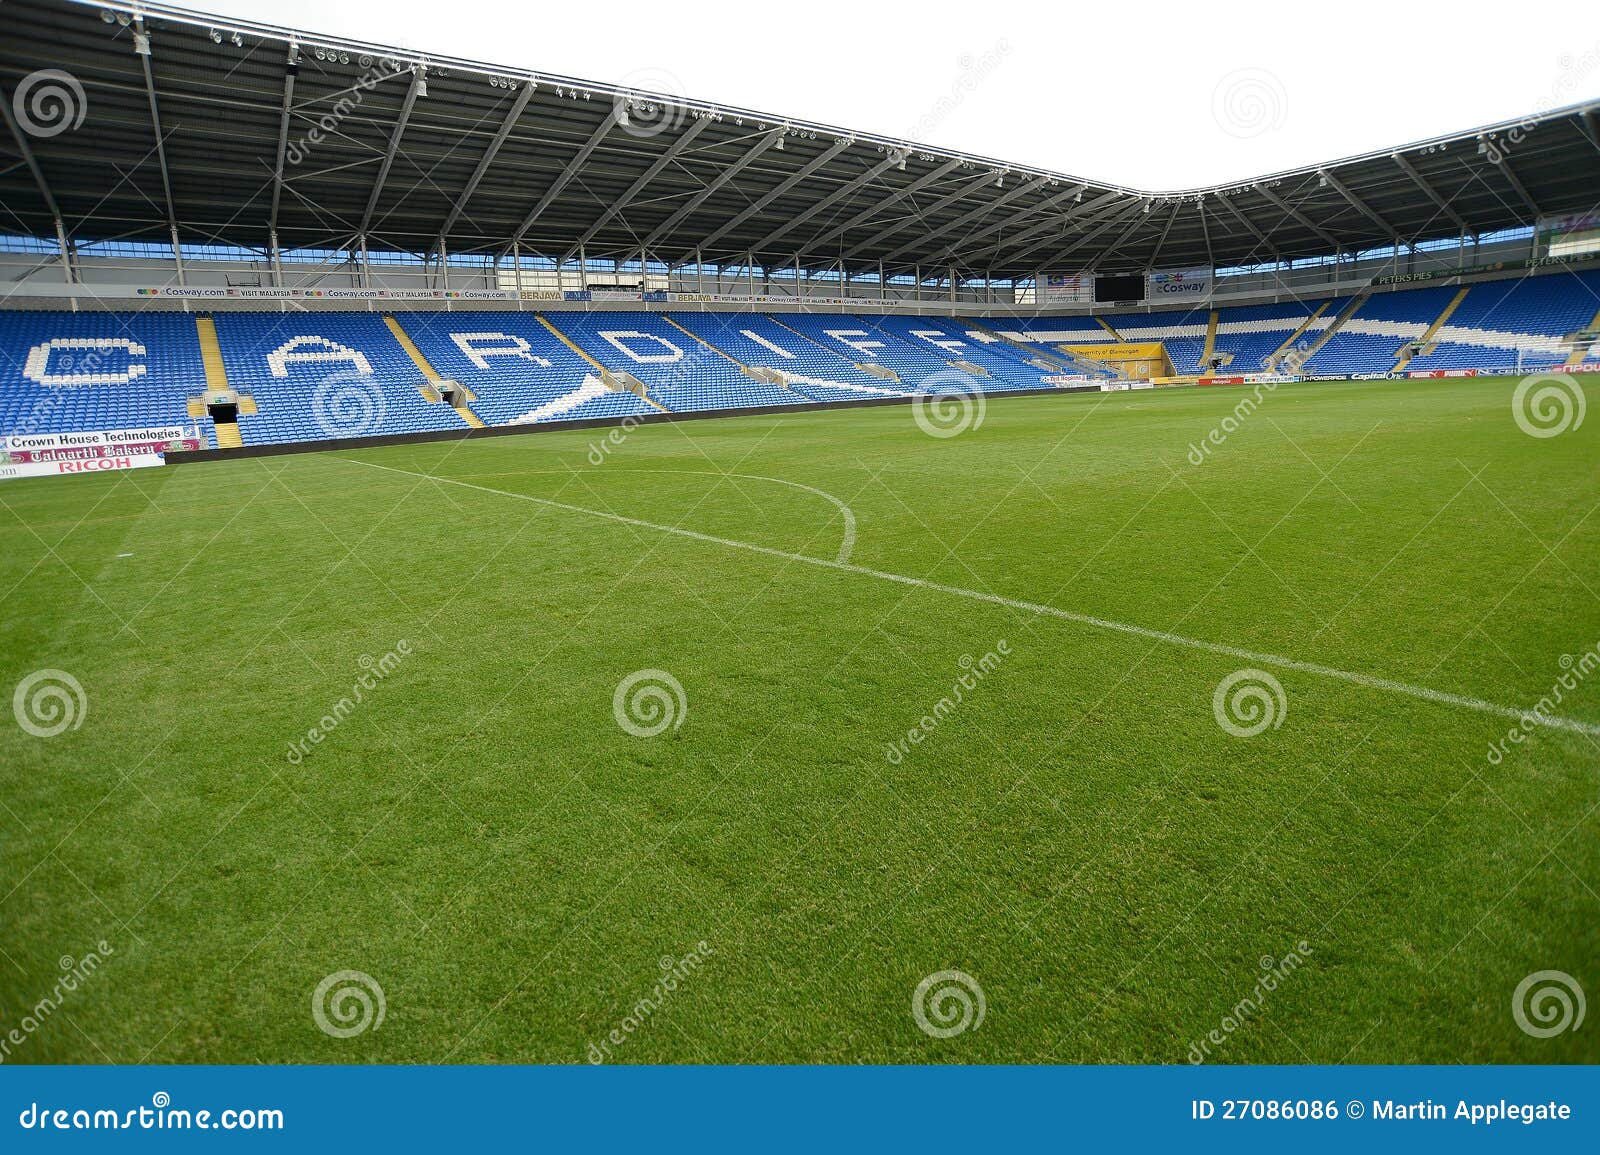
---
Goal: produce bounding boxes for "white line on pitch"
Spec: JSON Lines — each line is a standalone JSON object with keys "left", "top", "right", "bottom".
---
{"left": 349, "top": 458, "right": 1600, "bottom": 738}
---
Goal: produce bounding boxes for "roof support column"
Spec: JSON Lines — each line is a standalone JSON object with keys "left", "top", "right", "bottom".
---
{"left": 359, "top": 234, "right": 370, "bottom": 289}
{"left": 54, "top": 217, "right": 74, "bottom": 286}
{"left": 171, "top": 224, "right": 185, "bottom": 288}
{"left": 55, "top": 217, "right": 76, "bottom": 311}
{"left": 360, "top": 64, "right": 426, "bottom": 238}
{"left": 269, "top": 40, "right": 299, "bottom": 245}
{"left": 270, "top": 230, "right": 283, "bottom": 288}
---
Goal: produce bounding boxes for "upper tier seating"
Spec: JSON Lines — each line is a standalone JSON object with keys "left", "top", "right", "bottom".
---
{"left": 0, "top": 311, "right": 214, "bottom": 444}
{"left": 1106, "top": 307, "right": 1210, "bottom": 374}
{"left": 1208, "top": 301, "right": 1332, "bottom": 373}
{"left": 210, "top": 313, "right": 469, "bottom": 445}
{"left": 395, "top": 312, "right": 655, "bottom": 425}
{"left": 1406, "top": 271, "right": 1600, "bottom": 370}
{"left": 992, "top": 316, "right": 1114, "bottom": 347}
{"left": 1297, "top": 292, "right": 1444, "bottom": 375}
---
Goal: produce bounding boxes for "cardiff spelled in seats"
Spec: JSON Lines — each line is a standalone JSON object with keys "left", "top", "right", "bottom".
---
{"left": 396, "top": 312, "right": 655, "bottom": 425}
{"left": 5, "top": 273, "right": 1599, "bottom": 451}
{"left": 210, "top": 313, "right": 470, "bottom": 445}
{"left": 543, "top": 312, "right": 799, "bottom": 412}
{"left": 0, "top": 311, "right": 216, "bottom": 445}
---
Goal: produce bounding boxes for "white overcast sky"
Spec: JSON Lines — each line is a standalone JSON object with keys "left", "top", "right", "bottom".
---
{"left": 193, "top": 0, "right": 1600, "bottom": 190}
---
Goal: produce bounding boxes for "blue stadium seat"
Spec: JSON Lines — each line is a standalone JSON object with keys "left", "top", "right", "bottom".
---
{"left": 0, "top": 311, "right": 210, "bottom": 444}
{"left": 210, "top": 313, "right": 470, "bottom": 445}
{"left": 396, "top": 312, "right": 655, "bottom": 425}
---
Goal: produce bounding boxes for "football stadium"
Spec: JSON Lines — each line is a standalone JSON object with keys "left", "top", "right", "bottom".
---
{"left": 1, "top": 0, "right": 1598, "bottom": 1098}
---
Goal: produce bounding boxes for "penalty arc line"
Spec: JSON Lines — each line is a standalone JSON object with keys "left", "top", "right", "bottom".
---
{"left": 347, "top": 458, "right": 1600, "bottom": 738}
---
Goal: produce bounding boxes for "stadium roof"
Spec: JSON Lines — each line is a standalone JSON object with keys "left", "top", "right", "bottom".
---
{"left": 3, "top": 0, "right": 1599, "bottom": 279}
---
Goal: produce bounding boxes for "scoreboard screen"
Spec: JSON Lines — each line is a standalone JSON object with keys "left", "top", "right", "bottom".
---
{"left": 1095, "top": 274, "right": 1145, "bottom": 303}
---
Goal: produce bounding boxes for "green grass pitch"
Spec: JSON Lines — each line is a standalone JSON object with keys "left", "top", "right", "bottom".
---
{"left": 1, "top": 374, "right": 1595, "bottom": 1064}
